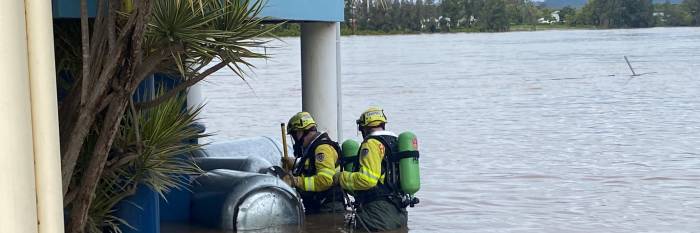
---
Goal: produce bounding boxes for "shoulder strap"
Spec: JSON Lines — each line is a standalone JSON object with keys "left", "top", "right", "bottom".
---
{"left": 353, "top": 135, "right": 403, "bottom": 203}
{"left": 305, "top": 133, "right": 339, "bottom": 156}
{"left": 294, "top": 133, "right": 340, "bottom": 176}
{"left": 366, "top": 135, "right": 399, "bottom": 162}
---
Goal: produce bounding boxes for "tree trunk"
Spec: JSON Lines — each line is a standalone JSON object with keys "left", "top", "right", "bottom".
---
{"left": 61, "top": 0, "right": 150, "bottom": 199}
{"left": 65, "top": 1, "right": 153, "bottom": 230}
{"left": 60, "top": 106, "right": 96, "bottom": 195}
{"left": 66, "top": 97, "right": 128, "bottom": 233}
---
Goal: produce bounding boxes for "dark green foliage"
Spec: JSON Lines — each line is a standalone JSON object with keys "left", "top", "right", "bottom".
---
{"left": 685, "top": 0, "right": 700, "bottom": 25}
{"left": 578, "top": 0, "right": 655, "bottom": 28}
{"left": 341, "top": 0, "right": 696, "bottom": 34}
{"left": 559, "top": 6, "right": 577, "bottom": 22}
{"left": 655, "top": 1, "right": 692, "bottom": 26}
{"left": 478, "top": 0, "right": 509, "bottom": 31}
{"left": 544, "top": 0, "right": 682, "bottom": 8}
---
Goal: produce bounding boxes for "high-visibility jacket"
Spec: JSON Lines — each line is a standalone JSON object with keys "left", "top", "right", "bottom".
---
{"left": 339, "top": 131, "right": 397, "bottom": 192}
{"left": 294, "top": 139, "right": 340, "bottom": 192}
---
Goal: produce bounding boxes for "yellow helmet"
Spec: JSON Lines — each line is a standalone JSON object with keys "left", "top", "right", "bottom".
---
{"left": 357, "top": 107, "right": 388, "bottom": 128}
{"left": 287, "top": 112, "right": 316, "bottom": 134}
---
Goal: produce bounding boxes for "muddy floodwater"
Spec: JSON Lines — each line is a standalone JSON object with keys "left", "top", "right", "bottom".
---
{"left": 195, "top": 27, "right": 700, "bottom": 232}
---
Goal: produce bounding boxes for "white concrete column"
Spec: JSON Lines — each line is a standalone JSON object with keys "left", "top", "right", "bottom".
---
{"left": 25, "top": 0, "right": 66, "bottom": 232}
{"left": 301, "top": 22, "right": 341, "bottom": 141}
{"left": 335, "top": 23, "right": 343, "bottom": 142}
{"left": 0, "top": 0, "right": 40, "bottom": 232}
{"left": 187, "top": 82, "right": 204, "bottom": 109}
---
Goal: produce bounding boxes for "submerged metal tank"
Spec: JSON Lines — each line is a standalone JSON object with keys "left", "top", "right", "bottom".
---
{"left": 190, "top": 137, "right": 303, "bottom": 231}
{"left": 194, "top": 137, "right": 285, "bottom": 164}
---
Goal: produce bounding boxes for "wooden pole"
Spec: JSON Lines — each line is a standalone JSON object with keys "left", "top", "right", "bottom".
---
{"left": 280, "top": 123, "right": 290, "bottom": 171}
{"left": 280, "top": 123, "right": 297, "bottom": 187}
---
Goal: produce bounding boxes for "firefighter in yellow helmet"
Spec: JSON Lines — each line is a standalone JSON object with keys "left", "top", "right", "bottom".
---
{"left": 334, "top": 107, "right": 408, "bottom": 231}
{"left": 284, "top": 112, "right": 344, "bottom": 214}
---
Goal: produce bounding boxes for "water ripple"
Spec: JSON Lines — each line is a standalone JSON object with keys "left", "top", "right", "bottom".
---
{"left": 200, "top": 27, "right": 700, "bottom": 233}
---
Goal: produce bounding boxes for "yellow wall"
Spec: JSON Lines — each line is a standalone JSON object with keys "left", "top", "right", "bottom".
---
{"left": 0, "top": 0, "right": 65, "bottom": 233}
{"left": 0, "top": 0, "right": 41, "bottom": 232}
{"left": 25, "top": 0, "right": 67, "bottom": 231}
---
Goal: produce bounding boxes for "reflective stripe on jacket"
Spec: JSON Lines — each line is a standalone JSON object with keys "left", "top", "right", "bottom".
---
{"left": 296, "top": 144, "right": 339, "bottom": 192}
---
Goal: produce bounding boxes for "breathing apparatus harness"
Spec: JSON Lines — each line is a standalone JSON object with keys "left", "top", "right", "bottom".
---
{"left": 291, "top": 132, "right": 340, "bottom": 177}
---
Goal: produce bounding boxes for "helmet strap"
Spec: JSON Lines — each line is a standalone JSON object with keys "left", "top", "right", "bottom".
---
{"left": 301, "top": 130, "right": 311, "bottom": 143}
{"left": 357, "top": 123, "right": 363, "bottom": 137}
{"left": 292, "top": 142, "right": 303, "bottom": 158}
{"left": 359, "top": 127, "right": 369, "bottom": 139}
{"left": 291, "top": 132, "right": 304, "bottom": 158}
{"left": 296, "top": 129, "right": 314, "bottom": 149}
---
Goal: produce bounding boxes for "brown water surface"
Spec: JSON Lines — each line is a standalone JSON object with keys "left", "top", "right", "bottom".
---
{"left": 195, "top": 27, "right": 700, "bottom": 232}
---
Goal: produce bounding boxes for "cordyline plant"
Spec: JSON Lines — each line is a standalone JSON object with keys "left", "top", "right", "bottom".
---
{"left": 87, "top": 93, "right": 207, "bottom": 233}
{"left": 54, "top": 0, "right": 276, "bottom": 232}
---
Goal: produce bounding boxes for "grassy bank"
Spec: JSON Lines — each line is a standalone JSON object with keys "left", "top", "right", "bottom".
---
{"left": 267, "top": 23, "right": 603, "bottom": 37}
{"left": 266, "top": 24, "right": 422, "bottom": 37}
{"left": 510, "top": 24, "right": 599, "bottom": 31}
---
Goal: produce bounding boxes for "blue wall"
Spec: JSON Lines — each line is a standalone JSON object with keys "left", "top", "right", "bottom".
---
{"left": 261, "top": 0, "right": 344, "bottom": 22}
{"left": 114, "top": 185, "right": 160, "bottom": 233}
{"left": 52, "top": 0, "right": 97, "bottom": 18}
{"left": 52, "top": 0, "right": 344, "bottom": 22}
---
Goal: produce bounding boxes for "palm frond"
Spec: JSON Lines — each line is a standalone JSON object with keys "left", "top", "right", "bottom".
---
{"left": 148, "top": 0, "right": 279, "bottom": 80}
{"left": 128, "top": 91, "right": 207, "bottom": 196}
{"left": 66, "top": 0, "right": 272, "bottom": 231}
{"left": 90, "top": 91, "right": 207, "bottom": 232}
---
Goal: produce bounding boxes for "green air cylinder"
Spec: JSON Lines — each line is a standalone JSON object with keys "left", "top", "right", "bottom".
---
{"left": 341, "top": 139, "right": 360, "bottom": 172}
{"left": 398, "top": 131, "right": 420, "bottom": 196}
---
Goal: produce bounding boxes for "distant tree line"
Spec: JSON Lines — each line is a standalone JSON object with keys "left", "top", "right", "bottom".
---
{"left": 566, "top": 0, "right": 700, "bottom": 27}
{"left": 651, "top": 0, "right": 700, "bottom": 26}
{"left": 572, "top": 0, "right": 656, "bottom": 27}
{"left": 340, "top": 0, "right": 700, "bottom": 33}
{"left": 345, "top": 0, "right": 522, "bottom": 32}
